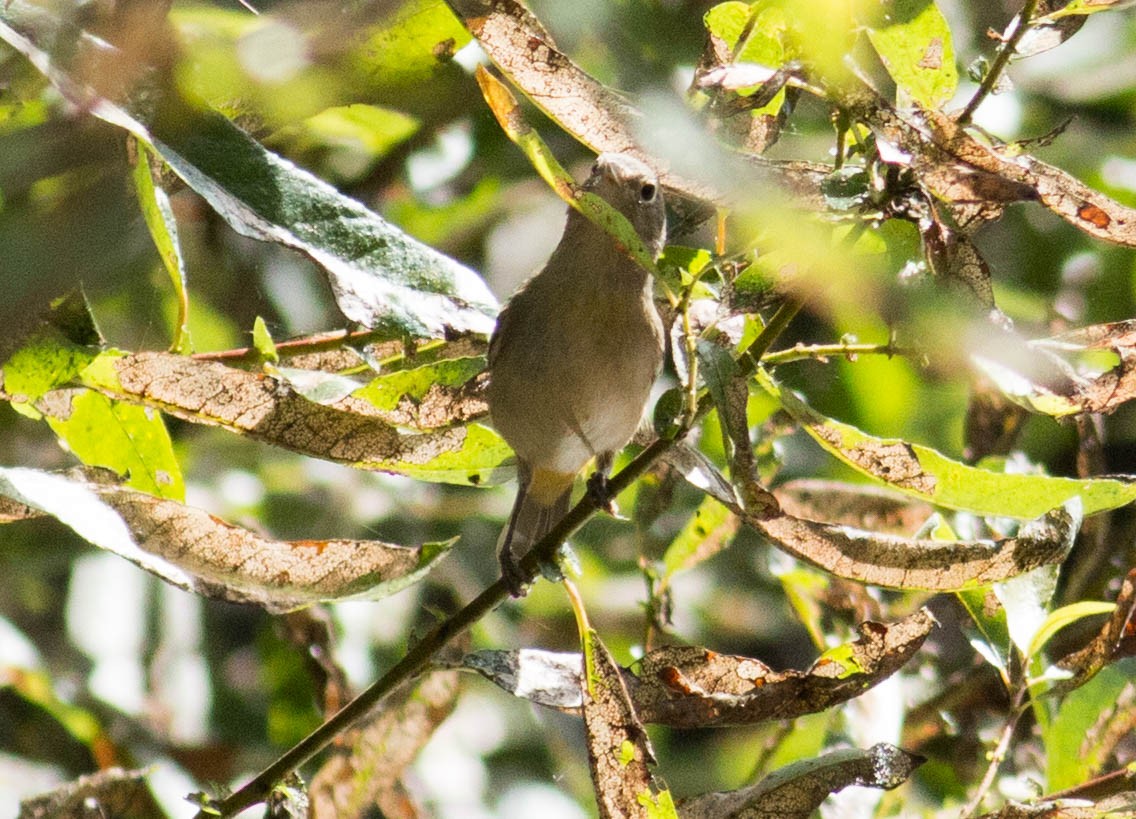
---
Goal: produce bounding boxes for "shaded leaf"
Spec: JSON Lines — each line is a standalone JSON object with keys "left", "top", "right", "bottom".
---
{"left": 919, "top": 203, "right": 995, "bottom": 306}
{"left": 18, "top": 767, "right": 166, "bottom": 819}
{"left": 1043, "top": 658, "right": 1136, "bottom": 792}
{"left": 677, "top": 743, "right": 923, "bottom": 818}
{"left": 661, "top": 440, "right": 740, "bottom": 509}
{"left": 78, "top": 351, "right": 511, "bottom": 485}
{"left": 757, "top": 368, "right": 1136, "bottom": 518}
{"left": 0, "top": 3, "right": 498, "bottom": 339}
{"left": 979, "top": 319, "right": 1136, "bottom": 416}
{"left": 747, "top": 500, "right": 1080, "bottom": 591}
{"left": 310, "top": 666, "right": 461, "bottom": 819}
{"left": 660, "top": 495, "right": 739, "bottom": 584}
{"left": 0, "top": 467, "right": 452, "bottom": 612}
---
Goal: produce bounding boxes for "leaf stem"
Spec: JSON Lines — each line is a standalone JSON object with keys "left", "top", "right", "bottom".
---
{"left": 957, "top": 0, "right": 1040, "bottom": 126}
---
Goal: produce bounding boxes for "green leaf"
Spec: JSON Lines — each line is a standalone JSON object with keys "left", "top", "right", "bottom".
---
{"left": 252, "top": 316, "right": 279, "bottom": 363}
{"left": 0, "top": 5, "right": 498, "bottom": 340}
{"left": 704, "top": 2, "right": 753, "bottom": 46}
{"left": 756, "top": 368, "right": 1136, "bottom": 518}
{"left": 131, "top": 138, "right": 191, "bottom": 354}
{"left": 703, "top": 2, "right": 789, "bottom": 113}
{"left": 475, "top": 67, "right": 661, "bottom": 279}
{"left": 380, "top": 422, "right": 513, "bottom": 485}
{"left": 1026, "top": 600, "right": 1118, "bottom": 662}
{"left": 0, "top": 292, "right": 101, "bottom": 414}
{"left": 1043, "top": 659, "right": 1136, "bottom": 791}
{"left": 353, "top": 356, "right": 485, "bottom": 412}
{"left": 865, "top": 0, "right": 958, "bottom": 108}
{"left": 78, "top": 350, "right": 512, "bottom": 486}
{"left": 1043, "top": 0, "right": 1132, "bottom": 21}
{"left": 661, "top": 495, "right": 737, "bottom": 581}
{"left": 45, "top": 390, "right": 184, "bottom": 501}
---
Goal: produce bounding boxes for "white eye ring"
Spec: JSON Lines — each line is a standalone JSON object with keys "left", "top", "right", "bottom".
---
{"left": 639, "top": 182, "right": 657, "bottom": 203}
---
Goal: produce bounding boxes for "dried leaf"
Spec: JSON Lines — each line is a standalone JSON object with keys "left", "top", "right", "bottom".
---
{"left": 79, "top": 351, "right": 511, "bottom": 486}
{"left": 757, "top": 367, "right": 1136, "bottom": 519}
{"left": 677, "top": 743, "right": 923, "bottom": 818}
{"left": 18, "top": 767, "right": 165, "bottom": 819}
{"left": 748, "top": 501, "right": 1079, "bottom": 592}
{"left": 310, "top": 667, "right": 461, "bottom": 819}
{"left": 581, "top": 629, "right": 673, "bottom": 819}
{"left": 464, "top": 610, "right": 934, "bottom": 728}
{"left": 865, "top": 98, "right": 1136, "bottom": 246}
{"left": 628, "top": 609, "right": 934, "bottom": 727}
{"left": 446, "top": 0, "right": 716, "bottom": 211}
{"left": 774, "top": 479, "right": 934, "bottom": 536}
{"left": 919, "top": 204, "right": 995, "bottom": 306}
{"left": 1053, "top": 567, "right": 1136, "bottom": 694}
{"left": 0, "top": 467, "right": 452, "bottom": 611}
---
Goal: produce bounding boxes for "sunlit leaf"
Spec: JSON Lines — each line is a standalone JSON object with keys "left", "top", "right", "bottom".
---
{"left": 131, "top": 138, "right": 191, "bottom": 354}
{"left": 0, "top": 466, "right": 453, "bottom": 611}
{"left": 1027, "top": 600, "right": 1118, "bottom": 662}
{"left": 42, "top": 390, "right": 185, "bottom": 501}
{"left": 1043, "top": 658, "right": 1136, "bottom": 792}
{"left": 865, "top": 0, "right": 958, "bottom": 108}
{"left": 76, "top": 351, "right": 512, "bottom": 486}
{"left": 756, "top": 368, "right": 1136, "bottom": 518}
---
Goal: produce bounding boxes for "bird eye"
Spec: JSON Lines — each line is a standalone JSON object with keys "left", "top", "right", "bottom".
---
{"left": 639, "top": 182, "right": 657, "bottom": 203}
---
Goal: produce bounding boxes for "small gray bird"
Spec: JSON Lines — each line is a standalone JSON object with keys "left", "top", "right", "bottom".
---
{"left": 487, "top": 152, "right": 666, "bottom": 591}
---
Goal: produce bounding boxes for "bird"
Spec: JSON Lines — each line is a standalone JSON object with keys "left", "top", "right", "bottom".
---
{"left": 486, "top": 152, "right": 667, "bottom": 593}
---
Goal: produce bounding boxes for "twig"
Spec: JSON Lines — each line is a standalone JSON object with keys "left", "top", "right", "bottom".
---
{"left": 957, "top": 0, "right": 1040, "bottom": 126}
{"left": 958, "top": 692, "right": 1029, "bottom": 818}
{"left": 762, "top": 340, "right": 905, "bottom": 366}
{"left": 195, "top": 295, "right": 805, "bottom": 817}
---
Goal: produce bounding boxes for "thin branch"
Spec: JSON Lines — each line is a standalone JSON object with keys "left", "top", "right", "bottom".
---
{"left": 957, "top": 0, "right": 1040, "bottom": 126}
{"left": 762, "top": 340, "right": 906, "bottom": 366}
{"left": 958, "top": 691, "right": 1029, "bottom": 818}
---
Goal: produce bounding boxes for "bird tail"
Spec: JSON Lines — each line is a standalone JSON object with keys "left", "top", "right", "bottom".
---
{"left": 498, "top": 465, "right": 573, "bottom": 589}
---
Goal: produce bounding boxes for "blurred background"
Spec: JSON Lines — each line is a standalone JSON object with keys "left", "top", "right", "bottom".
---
{"left": 2, "top": 0, "right": 1136, "bottom": 816}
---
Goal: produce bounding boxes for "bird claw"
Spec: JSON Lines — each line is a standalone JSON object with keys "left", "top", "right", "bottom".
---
{"left": 498, "top": 549, "right": 531, "bottom": 597}
{"left": 586, "top": 471, "right": 619, "bottom": 516}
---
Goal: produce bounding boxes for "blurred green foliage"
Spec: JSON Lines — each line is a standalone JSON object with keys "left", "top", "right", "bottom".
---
{"left": 2, "top": 0, "right": 1136, "bottom": 817}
